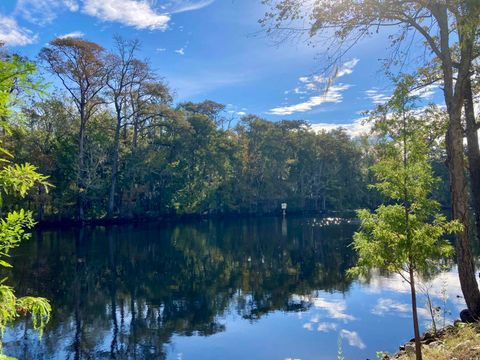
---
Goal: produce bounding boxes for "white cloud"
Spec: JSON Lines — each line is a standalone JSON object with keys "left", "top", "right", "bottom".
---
{"left": 269, "top": 59, "right": 358, "bottom": 116}
{"left": 15, "top": 0, "right": 213, "bottom": 29}
{"left": 340, "top": 330, "right": 366, "bottom": 349}
{"left": 310, "top": 116, "right": 371, "bottom": 137}
{"left": 16, "top": 0, "right": 78, "bottom": 25}
{"left": 317, "top": 322, "right": 338, "bottom": 332}
{"left": 175, "top": 48, "right": 185, "bottom": 55}
{"left": 372, "top": 298, "right": 410, "bottom": 316}
{"left": 365, "top": 89, "right": 391, "bottom": 105}
{"left": 362, "top": 268, "right": 465, "bottom": 313}
{"left": 156, "top": 48, "right": 166, "bottom": 52}
{"left": 0, "top": 15, "right": 37, "bottom": 46}
{"left": 82, "top": 0, "right": 171, "bottom": 30}
{"left": 269, "top": 84, "right": 351, "bottom": 115}
{"left": 164, "top": 0, "right": 215, "bottom": 13}
{"left": 336, "top": 58, "right": 359, "bottom": 77}
{"left": 302, "top": 322, "right": 313, "bottom": 331}
{"left": 58, "top": 31, "right": 84, "bottom": 39}
{"left": 366, "top": 83, "right": 438, "bottom": 106}
{"left": 372, "top": 298, "right": 431, "bottom": 319}
{"left": 411, "top": 84, "right": 438, "bottom": 100}
{"left": 292, "top": 295, "right": 355, "bottom": 321}
{"left": 236, "top": 111, "right": 246, "bottom": 116}
{"left": 64, "top": 0, "right": 80, "bottom": 11}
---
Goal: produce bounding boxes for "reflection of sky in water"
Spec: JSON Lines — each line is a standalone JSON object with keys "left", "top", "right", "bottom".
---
{"left": 166, "top": 270, "right": 464, "bottom": 360}
{"left": 1, "top": 218, "right": 467, "bottom": 359}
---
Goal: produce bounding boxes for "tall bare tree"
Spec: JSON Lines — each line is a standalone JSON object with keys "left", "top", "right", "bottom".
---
{"left": 40, "top": 38, "right": 107, "bottom": 221}
{"left": 105, "top": 36, "right": 147, "bottom": 219}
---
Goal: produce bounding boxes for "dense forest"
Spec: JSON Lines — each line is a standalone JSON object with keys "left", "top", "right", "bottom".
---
{"left": 1, "top": 38, "right": 386, "bottom": 222}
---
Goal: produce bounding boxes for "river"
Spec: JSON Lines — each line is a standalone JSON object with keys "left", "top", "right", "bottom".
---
{"left": 2, "top": 216, "right": 464, "bottom": 359}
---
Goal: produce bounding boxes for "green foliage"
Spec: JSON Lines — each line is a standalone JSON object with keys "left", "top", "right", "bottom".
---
{"left": 349, "top": 77, "right": 461, "bottom": 360}
{"left": 0, "top": 54, "right": 37, "bottom": 119}
{"left": 0, "top": 47, "right": 51, "bottom": 357}
{"left": 349, "top": 79, "right": 461, "bottom": 279}
{"left": 11, "top": 97, "right": 371, "bottom": 219}
{"left": 15, "top": 296, "right": 51, "bottom": 337}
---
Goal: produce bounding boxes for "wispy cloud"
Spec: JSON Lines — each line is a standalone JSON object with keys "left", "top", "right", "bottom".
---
{"left": 292, "top": 295, "right": 355, "bottom": 321}
{"left": 163, "top": 0, "right": 215, "bottom": 13}
{"left": 372, "top": 298, "right": 430, "bottom": 319}
{"left": 58, "top": 31, "right": 84, "bottom": 39}
{"left": 411, "top": 84, "right": 438, "bottom": 100}
{"left": 340, "top": 330, "right": 366, "bottom": 349}
{"left": 268, "top": 58, "right": 359, "bottom": 116}
{"left": 170, "top": 70, "right": 249, "bottom": 100}
{"left": 310, "top": 116, "right": 371, "bottom": 137}
{"left": 15, "top": 0, "right": 78, "bottom": 25}
{"left": 372, "top": 298, "right": 410, "bottom": 316}
{"left": 175, "top": 47, "right": 185, "bottom": 55}
{"left": 336, "top": 58, "right": 359, "bottom": 77}
{"left": 0, "top": 15, "right": 38, "bottom": 46}
{"left": 366, "top": 83, "right": 438, "bottom": 105}
{"left": 317, "top": 322, "right": 338, "bottom": 332}
{"left": 365, "top": 89, "right": 391, "bottom": 105}
{"left": 269, "top": 84, "right": 351, "bottom": 115}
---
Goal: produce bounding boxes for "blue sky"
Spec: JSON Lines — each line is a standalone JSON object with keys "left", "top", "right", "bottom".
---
{"left": 0, "top": 0, "right": 443, "bottom": 133}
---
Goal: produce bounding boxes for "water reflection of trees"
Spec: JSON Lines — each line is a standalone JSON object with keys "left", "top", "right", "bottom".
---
{"left": 3, "top": 217, "right": 356, "bottom": 359}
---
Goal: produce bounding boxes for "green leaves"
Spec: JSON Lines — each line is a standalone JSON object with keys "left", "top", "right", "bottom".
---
{"left": 350, "top": 78, "right": 461, "bottom": 279}
{"left": 0, "top": 52, "right": 51, "bottom": 357}
{"left": 15, "top": 297, "right": 51, "bottom": 338}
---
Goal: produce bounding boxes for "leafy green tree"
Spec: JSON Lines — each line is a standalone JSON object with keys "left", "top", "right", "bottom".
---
{"left": 349, "top": 81, "right": 461, "bottom": 360}
{"left": 0, "top": 50, "right": 51, "bottom": 359}
{"left": 261, "top": 0, "right": 480, "bottom": 319}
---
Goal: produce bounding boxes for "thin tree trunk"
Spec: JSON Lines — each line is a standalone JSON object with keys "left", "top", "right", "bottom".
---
{"left": 77, "top": 107, "right": 86, "bottom": 222}
{"left": 37, "top": 184, "right": 45, "bottom": 221}
{"left": 108, "top": 112, "right": 122, "bottom": 219}
{"left": 464, "top": 77, "right": 480, "bottom": 239}
{"left": 409, "top": 264, "right": 423, "bottom": 360}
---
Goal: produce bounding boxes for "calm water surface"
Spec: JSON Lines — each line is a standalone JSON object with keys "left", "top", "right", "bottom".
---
{"left": 2, "top": 216, "right": 465, "bottom": 359}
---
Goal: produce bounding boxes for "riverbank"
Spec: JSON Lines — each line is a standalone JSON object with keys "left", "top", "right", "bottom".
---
{"left": 385, "top": 322, "right": 480, "bottom": 359}
{"left": 34, "top": 209, "right": 358, "bottom": 229}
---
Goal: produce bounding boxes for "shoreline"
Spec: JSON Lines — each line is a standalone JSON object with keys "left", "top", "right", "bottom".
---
{"left": 384, "top": 321, "right": 480, "bottom": 359}
{"left": 34, "top": 209, "right": 358, "bottom": 229}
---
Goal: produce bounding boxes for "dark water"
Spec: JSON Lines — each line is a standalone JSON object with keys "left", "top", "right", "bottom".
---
{"left": 2, "top": 216, "right": 464, "bottom": 359}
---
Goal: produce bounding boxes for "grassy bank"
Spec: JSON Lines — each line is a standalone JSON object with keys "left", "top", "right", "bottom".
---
{"left": 386, "top": 322, "right": 480, "bottom": 359}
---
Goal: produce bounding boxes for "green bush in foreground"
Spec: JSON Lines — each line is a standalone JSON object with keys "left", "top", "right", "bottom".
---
{"left": 0, "top": 50, "right": 51, "bottom": 357}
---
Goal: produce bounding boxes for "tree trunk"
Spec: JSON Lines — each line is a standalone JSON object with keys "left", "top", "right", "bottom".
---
{"left": 446, "top": 109, "right": 480, "bottom": 317}
{"left": 108, "top": 112, "right": 122, "bottom": 219}
{"left": 77, "top": 107, "right": 86, "bottom": 222}
{"left": 37, "top": 184, "right": 45, "bottom": 221}
{"left": 436, "top": 5, "right": 480, "bottom": 317}
{"left": 409, "top": 264, "right": 422, "bottom": 360}
{"left": 464, "top": 77, "right": 480, "bottom": 239}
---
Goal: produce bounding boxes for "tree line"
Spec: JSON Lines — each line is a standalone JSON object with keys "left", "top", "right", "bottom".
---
{"left": 2, "top": 37, "right": 380, "bottom": 222}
